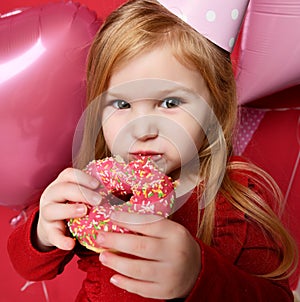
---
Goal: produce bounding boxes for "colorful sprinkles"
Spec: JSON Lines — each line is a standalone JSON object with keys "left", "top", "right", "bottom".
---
{"left": 67, "top": 156, "right": 176, "bottom": 253}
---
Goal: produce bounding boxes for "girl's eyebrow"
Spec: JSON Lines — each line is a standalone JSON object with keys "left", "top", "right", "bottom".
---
{"left": 160, "top": 87, "right": 198, "bottom": 97}
{"left": 104, "top": 92, "right": 124, "bottom": 100}
{"left": 105, "top": 86, "right": 198, "bottom": 101}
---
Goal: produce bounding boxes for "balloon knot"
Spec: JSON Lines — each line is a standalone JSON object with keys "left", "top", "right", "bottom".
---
{"left": 10, "top": 210, "right": 27, "bottom": 227}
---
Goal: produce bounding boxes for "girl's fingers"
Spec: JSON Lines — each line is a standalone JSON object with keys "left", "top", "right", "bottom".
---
{"left": 96, "top": 231, "right": 164, "bottom": 260}
{"left": 42, "top": 202, "right": 88, "bottom": 221}
{"left": 56, "top": 236, "right": 76, "bottom": 251}
{"left": 100, "top": 251, "right": 160, "bottom": 282}
{"left": 108, "top": 273, "right": 166, "bottom": 300}
{"left": 37, "top": 219, "right": 76, "bottom": 251}
{"left": 54, "top": 167, "right": 100, "bottom": 190}
{"left": 110, "top": 211, "right": 184, "bottom": 238}
{"left": 111, "top": 211, "right": 164, "bottom": 226}
{"left": 95, "top": 213, "right": 186, "bottom": 260}
{"left": 47, "top": 225, "right": 76, "bottom": 251}
{"left": 37, "top": 167, "right": 102, "bottom": 251}
{"left": 42, "top": 181, "right": 102, "bottom": 207}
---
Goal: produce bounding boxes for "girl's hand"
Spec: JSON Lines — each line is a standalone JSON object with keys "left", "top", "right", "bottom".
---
{"left": 36, "top": 168, "right": 102, "bottom": 251}
{"left": 96, "top": 212, "right": 201, "bottom": 299}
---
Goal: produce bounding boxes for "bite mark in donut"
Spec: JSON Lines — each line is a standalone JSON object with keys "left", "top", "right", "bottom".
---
{"left": 67, "top": 156, "right": 176, "bottom": 253}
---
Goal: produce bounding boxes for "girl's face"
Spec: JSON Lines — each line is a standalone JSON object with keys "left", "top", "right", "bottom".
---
{"left": 101, "top": 46, "right": 211, "bottom": 179}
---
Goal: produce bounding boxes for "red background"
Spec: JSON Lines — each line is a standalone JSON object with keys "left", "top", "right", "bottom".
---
{"left": 1, "top": 1, "right": 299, "bottom": 301}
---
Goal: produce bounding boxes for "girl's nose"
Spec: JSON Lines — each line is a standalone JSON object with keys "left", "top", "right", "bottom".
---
{"left": 131, "top": 115, "right": 159, "bottom": 141}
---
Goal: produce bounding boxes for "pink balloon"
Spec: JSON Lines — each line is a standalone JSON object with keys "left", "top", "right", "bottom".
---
{"left": 235, "top": 0, "right": 300, "bottom": 104}
{"left": 0, "top": 2, "right": 100, "bottom": 209}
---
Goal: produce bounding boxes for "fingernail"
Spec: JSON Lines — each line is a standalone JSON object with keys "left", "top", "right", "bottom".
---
{"left": 110, "top": 211, "right": 120, "bottom": 220}
{"left": 76, "top": 204, "right": 86, "bottom": 214}
{"left": 90, "top": 179, "right": 99, "bottom": 188}
{"left": 97, "top": 234, "right": 105, "bottom": 244}
{"left": 99, "top": 252, "right": 107, "bottom": 264}
{"left": 92, "top": 194, "right": 101, "bottom": 206}
{"left": 110, "top": 276, "right": 118, "bottom": 286}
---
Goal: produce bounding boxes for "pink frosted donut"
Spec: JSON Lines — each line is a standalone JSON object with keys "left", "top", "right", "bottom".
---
{"left": 68, "top": 156, "right": 176, "bottom": 253}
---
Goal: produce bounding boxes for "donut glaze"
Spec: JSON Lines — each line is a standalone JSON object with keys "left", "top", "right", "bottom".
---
{"left": 68, "top": 156, "right": 176, "bottom": 253}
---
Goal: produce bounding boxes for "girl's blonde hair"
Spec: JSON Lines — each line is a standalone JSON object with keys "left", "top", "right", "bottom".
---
{"left": 75, "top": 0, "right": 298, "bottom": 279}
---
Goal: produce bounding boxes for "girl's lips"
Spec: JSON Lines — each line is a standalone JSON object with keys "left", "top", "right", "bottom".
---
{"left": 130, "top": 152, "right": 163, "bottom": 162}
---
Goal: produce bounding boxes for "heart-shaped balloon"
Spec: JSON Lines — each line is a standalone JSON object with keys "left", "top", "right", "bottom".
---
{"left": 235, "top": 0, "right": 300, "bottom": 104}
{"left": 0, "top": 0, "right": 127, "bottom": 20}
{"left": 0, "top": 2, "right": 100, "bottom": 209}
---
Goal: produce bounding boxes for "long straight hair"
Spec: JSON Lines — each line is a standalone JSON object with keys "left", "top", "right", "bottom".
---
{"left": 75, "top": 0, "right": 298, "bottom": 279}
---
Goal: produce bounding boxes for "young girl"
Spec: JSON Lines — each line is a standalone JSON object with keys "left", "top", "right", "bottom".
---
{"left": 8, "top": 0, "right": 298, "bottom": 301}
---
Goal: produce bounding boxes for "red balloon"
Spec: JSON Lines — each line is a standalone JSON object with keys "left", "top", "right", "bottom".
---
{"left": 0, "top": 2, "right": 100, "bottom": 209}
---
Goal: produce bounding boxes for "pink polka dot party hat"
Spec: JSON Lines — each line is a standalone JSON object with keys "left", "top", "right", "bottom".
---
{"left": 157, "top": 0, "right": 249, "bottom": 52}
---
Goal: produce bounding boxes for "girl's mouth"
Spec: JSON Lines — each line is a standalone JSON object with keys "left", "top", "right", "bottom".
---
{"left": 130, "top": 152, "right": 163, "bottom": 162}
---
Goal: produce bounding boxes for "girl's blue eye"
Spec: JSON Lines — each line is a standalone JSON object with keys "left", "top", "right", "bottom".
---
{"left": 112, "top": 99, "right": 131, "bottom": 109}
{"left": 161, "top": 97, "right": 181, "bottom": 108}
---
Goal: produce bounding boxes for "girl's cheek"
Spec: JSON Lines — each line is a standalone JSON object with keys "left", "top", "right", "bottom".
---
{"left": 103, "top": 129, "right": 115, "bottom": 151}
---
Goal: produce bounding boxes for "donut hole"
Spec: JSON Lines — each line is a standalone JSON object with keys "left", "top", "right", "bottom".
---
{"left": 107, "top": 191, "right": 133, "bottom": 206}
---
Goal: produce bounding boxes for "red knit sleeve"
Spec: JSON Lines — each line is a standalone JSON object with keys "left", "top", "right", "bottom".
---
{"left": 7, "top": 207, "right": 74, "bottom": 281}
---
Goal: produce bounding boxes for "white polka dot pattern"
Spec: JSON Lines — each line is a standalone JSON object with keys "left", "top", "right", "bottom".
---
{"left": 157, "top": 0, "right": 249, "bottom": 52}
{"left": 206, "top": 10, "right": 216, "bottom": 22}
{"left": 234, "top": 107, "right": 266, "bottom": 155}
{"left": 231, "top": 9, "right": 239, "bottom": 20}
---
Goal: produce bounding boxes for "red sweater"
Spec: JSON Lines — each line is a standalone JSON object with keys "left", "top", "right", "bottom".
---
{"left": 7, "top": 170, "right": 293, "bottom": 301}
